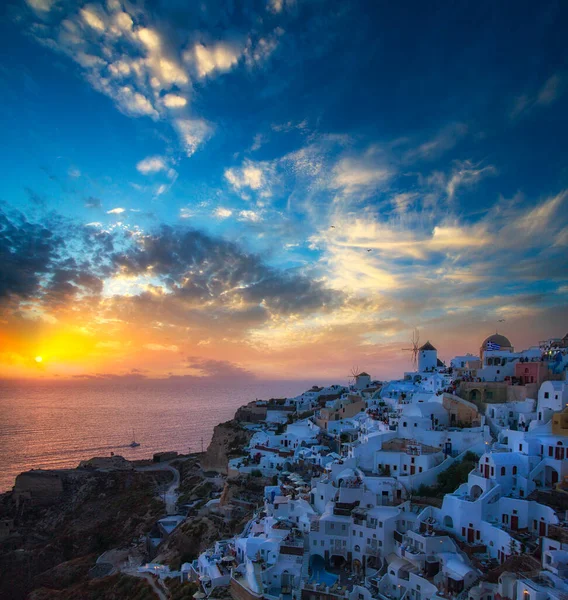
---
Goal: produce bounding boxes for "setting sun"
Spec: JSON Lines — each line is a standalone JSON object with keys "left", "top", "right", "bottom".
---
{"left": 34, "top": 356, "right": 43, "bottom": 363}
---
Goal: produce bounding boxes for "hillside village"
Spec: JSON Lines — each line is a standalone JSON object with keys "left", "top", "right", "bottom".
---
{"left": 3, "top": 332, "right": 568, "bottom": 600}
{"left": 179, "top": 332, "right": 568, "bottom": 600}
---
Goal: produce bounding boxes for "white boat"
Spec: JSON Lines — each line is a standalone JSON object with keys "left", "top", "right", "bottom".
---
{"left": 129, "top": 430, "right": 140, "bottom": 448}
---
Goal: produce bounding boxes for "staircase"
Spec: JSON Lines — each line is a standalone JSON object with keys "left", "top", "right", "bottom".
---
{"left": 301, "top": 537, "right": 311, "bottom": 580}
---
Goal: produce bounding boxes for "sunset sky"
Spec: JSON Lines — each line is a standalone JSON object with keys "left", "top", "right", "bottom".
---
{"left": 1, "top": 0, "right": 568, "bottom": 383}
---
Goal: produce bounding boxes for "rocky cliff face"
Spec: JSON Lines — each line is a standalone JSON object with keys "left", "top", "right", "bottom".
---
{"left": 200, "top": 421, "right": 253, "bottom": 474}
{"left": 0, "top": 470, "right": 163, "bottom": 600}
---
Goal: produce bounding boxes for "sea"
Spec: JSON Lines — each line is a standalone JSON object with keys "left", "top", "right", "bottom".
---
{"left": 0, "top": 379, "right": 316, "bottom": 493}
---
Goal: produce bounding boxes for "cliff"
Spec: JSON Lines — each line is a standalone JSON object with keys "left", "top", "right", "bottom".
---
{"left": 0, "top": 469, "right": 164, "bottom": 600}
{"left": 200, "top": 420, "right": 253, "bottom": 474}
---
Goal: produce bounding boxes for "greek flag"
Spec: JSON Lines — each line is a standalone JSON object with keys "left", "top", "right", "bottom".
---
{"left": 486, "top": 341, "right": 501, "bottom": 351}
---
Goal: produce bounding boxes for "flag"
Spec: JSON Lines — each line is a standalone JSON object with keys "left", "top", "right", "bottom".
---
{"left": 486, "top": 341, "right": 500, "bottom": 351}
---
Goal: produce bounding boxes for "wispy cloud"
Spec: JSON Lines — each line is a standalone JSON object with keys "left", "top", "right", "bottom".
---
{"left": 510, "top": 73, "right": 566, "bottom": 119}
{"left": 136, "top": 155, "right": 170, "bottom": 175}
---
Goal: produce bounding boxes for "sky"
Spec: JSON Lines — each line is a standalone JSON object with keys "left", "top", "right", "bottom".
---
{"left": 1, "top": 0, "right": 568, "bottom": 383}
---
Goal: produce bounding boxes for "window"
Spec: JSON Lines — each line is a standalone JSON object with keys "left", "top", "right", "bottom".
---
{"left": 549, "top": 446, "right": 554, "bottom": 457}
{"left": 419, "top": 467, "right": 423, "bottom": 472}
{"left": 513, "top": 466, "right": 517, "bottom": 475}
{"left": 342, "top": 524, "right": 346, "bottom": 531}
{"left": 403, "top": 422, "right": 407, "bottom": 427}
{"left": 501, "top": 467, "right": 506, "bottom": 476}
{"left": 544, "top": 392, "right": 550, "bottom": 399}
{"left": 379, "top": 522, "right": 383, "bottom": 528}
{"left": 519, "top": 444, "right": 523, "bottom": 452}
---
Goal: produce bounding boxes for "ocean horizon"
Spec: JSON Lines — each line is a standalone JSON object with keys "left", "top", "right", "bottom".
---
{"left": 0, "top": 379, "right": 318, "bottom": 492}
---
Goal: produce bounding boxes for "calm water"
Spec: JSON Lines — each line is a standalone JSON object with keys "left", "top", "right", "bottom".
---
{"left": 0, "top": 379, "right": 314, "bottom": 492}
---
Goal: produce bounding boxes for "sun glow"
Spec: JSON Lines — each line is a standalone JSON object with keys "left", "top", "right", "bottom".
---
{"left": 35, "top": 356, "right": 43, "bottom": 363}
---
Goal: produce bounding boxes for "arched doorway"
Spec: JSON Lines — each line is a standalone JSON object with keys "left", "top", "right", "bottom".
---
{"left": 470, "top": 484, "right": 483, "bottom": 500}
{"left": 443, "top": 515, "right": 454, "bottom": 529}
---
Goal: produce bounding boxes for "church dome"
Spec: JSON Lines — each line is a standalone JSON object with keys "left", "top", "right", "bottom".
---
{"left": 482, "top": 334, "right": 512, "bottom": 349}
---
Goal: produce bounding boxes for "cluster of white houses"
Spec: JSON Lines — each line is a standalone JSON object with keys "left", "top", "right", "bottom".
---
{"left": 172, "top": 333, "right": 568, "bottom": 600}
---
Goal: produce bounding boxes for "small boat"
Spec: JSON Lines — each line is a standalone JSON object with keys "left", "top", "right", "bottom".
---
{"left": 129, "top": 430, "right": 140, "bottom": 448}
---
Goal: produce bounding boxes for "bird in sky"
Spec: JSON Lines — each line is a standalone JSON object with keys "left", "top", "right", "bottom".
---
{"left": 367, "top": 249, "right": 372, "bottom": 252}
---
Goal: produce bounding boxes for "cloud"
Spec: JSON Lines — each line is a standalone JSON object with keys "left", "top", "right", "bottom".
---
{"left": 331, "top": 157, "right": 392, "bottom": 190}
{"left": 404, "top": 122, "right": 468, "bottom": 162}
{"left": 162, "top": 93, "right": 187, "bottom": 108}
{"left": 144, "top": 343, "right": 179, "bottom": 352}
{"left": 238, "top": 210, "right": 262, "bottom": 222}
{"left": 244, "top": 28, "right": 284, "bottom": 67}
{"left": 213, "top": 207, "right": 233, "bottom": 219}
{"left": 136, "top": 155, "right": 169, "bottom": 175}
{"left": 80, "top": 5, "right": 106, "bottom": 32}
{"left": 445, "top": 160, "right": 497, "bottom": 200}
{"left": 224, "top": 159, "right": 275, "bottom": 197}
{"left": 25, "top": 0, "right": 56, "bottom": 14}
{"left": 510, "top": 73, "right": 565, "bottom": 119}
{"left": 23, "top": 3, "right": 214, "bottom": 157}
{"left": 268, "top": 0, "right": 284, "bottom": 13}
{"left": 107, "top": 207, "right": 126, "bottom": 214}
{"left": 536, "top": 74, "right": 564, "bottom": 105}
{"left": 185, "top": 357, "right": 254, "bottom": 380}
{"left": 175, "top": 118, "right": 213, "bottom": 157}
{"left": 188, "top": 42, "right": 242, "bottom": 78}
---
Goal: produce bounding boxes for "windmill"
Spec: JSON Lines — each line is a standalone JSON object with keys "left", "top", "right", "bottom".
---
{"left": 348, "top": 365, "right": 360, "bottom": 387}
{"left": 402, "top": 328, "right": 420, "bottom": 369}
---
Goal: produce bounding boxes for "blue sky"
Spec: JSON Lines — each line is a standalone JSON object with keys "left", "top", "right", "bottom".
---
{"left": 1, "top": 0, "right": 567, "bottom": 381}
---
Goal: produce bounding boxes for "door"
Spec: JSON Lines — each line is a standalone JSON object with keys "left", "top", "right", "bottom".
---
{"left": 484, "top": 464, "right": 490, "bottom": 478}
{"left": 539, "top": 521, "right": 547, "bottom": 536}
{"left": 511, "top": 516, "right": 519, "bottom": 531}
{"left": 410, "top": 465, "right": 416, "bottom": 475}
{"left": 467, "top": 528, "right": 475, "bottom": 543}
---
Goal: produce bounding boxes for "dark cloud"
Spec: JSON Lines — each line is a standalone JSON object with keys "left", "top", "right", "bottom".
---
{"left": 185, "top": 356, "right": 255, "bottom": 380}
{"left": 0, "top": 207, "right": 116, "bottom": 310}
{"left": 113, "top": 226, "right": 340, "bottom": 320}
{"left": 0, "top": 209, "right": 62, "bottom": 299}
